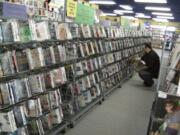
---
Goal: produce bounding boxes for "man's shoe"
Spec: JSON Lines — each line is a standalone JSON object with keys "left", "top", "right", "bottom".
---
{"left": 144, "top": 81, "right": 154, "bottom": 87}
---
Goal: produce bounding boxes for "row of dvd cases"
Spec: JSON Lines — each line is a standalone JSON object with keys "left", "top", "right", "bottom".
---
{"left": 0, "top": 21, "right": 152, "bottom": 135}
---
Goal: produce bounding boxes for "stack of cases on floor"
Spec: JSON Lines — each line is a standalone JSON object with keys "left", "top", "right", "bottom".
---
{"left": 0, "top": 18, "right": 152, "bottom": 135}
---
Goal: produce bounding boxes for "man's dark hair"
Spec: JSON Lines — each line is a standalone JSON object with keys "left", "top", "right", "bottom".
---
{"left": 145, "top": 43, "right": 152, "bottom": 49}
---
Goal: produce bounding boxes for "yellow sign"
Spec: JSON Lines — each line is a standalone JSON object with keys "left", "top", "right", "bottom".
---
{"left": 90, "top": 4, "right": 99, "bottom": 9}
{"left": 67, "top": 0, "right": 77, "bottom": 17}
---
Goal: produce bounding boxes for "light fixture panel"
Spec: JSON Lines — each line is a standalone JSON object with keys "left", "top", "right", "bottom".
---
{"left": 119, "top": 5, "right": 133, "bottom": 10}
{"left": 134, "top": 0, "right": 167, "bottom": 3}
{"left": 114, "top": 10, "right": 134, "bottom": 14}
{"left": 102, "top": 13, "right": 117, "bottom": 16}
{"left": 153, "top": 18, "right": 169, "bottom": 22}
{"left": 136, "top": 15, "right": 151, "bottom": 19}
{"left": 89, "top": 0, "right": 116, "bottom": 5}
{"left": 145, "top": 6, "right": 170, "bottom": 11}
{"left": 152, "top": 12, "right": 173, "bottom": 16}
{"left": 156, "top": 16, "right": 174, "bottom": 20}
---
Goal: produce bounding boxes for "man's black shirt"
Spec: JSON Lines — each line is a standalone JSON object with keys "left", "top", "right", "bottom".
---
{"left": 141, "top": 50, "right": 160, "bottom": 78}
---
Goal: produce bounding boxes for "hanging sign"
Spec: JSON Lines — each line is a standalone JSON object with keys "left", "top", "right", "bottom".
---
{"left": 67, "top": 0, "right": 77, "bottom": 17}
{"left": 121, "top": 17, "right": 130, "bottom": 28}
{"left": 49, "top": 0, "right": 65, "bottom": 8}
{"left": 2, "top": 2, "right": 27, "bottom": 20}
{"left": 75, "top": 3, "right": 95, "bottom": 25}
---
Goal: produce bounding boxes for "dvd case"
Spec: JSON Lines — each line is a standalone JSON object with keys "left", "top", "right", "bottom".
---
{"left": 69, "top": 23, "right": 81, "bottom": 39}
{"left": 39, "top": 94, "right": 50, "bottom": 112}
{"left": 28, "top": 74, "right": 45, "bottom": 94}
{"left": 81, "top": 24, "right": 92, "bottom": 38}
{"left": 26, "top": 47, "right": 45, "bottom": 69}
{"left": 28, "top": 19, "right": 37, "bottom": 41}
{"left": 56, "top": 23, "right": 72, "bottom": 40}
{"left": 1, "top": 21, "right": 14, "bottom": 42}
{"left": 66, "top": 44, "right": 77, "bottom": 60}
{"left": 44, "top": 71, "right": 55, "bottom": 89}
{"left": 41, "top": 114, "right": 53, "bottom": 133}
{"left": 27, "top": 119, "right": 42, "bottom": 135}
{"left": 48, "top": 21, "right": 58, "bottom": 40}
{"left": 11, "top": 78, "right": 29, "bottom": 102}
{"left": 0, "top": 24, "right": 3, "bottom": 43}
{"left": 49, "top": 90, "right": 60, "bottom": 108}
{"left": 50, "top": 108, "right": 63, "bottom": 124}
{"left": 0, "top": 51, "right": 15, "bottom": 76}
{"left": 24, "top": 98, "right": 42, "bottom": 118}
{"left": 13, "top": 106, "right": 27, "bottom": 127}
{"left": 0, "top": 83, "right": 13, "bottom": 108}
{"left": 35, "top": 21, "right": 50, "bottom": 41}
{"left": 61, "top": 67, "right": 67, "bottom": 83}
{"left": 75, "top": 62, "right": 84, "bottom": 76}
{"left": 13, "top": 50, "right": 29, "bottom": 72}
{"left": 0, "top": 110, "right": 17, "bottom": 132}
{"left": 11, "top": 20, "right": 20, "bottom": 42}
{"left": 43, "top": 46, "right": 56, "bottom": 65}
{"left": 19, "top": 21, "right": 32, "bottom": 42}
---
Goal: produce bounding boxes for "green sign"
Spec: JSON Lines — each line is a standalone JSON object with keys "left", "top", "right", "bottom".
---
{"left": 121, "top": 17, "right": 130, "bottom": 28}
{"left": 75, "top": 3, "right": 95, "bottom": 25}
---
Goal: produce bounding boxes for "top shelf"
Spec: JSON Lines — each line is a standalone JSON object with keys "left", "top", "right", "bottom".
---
{"left": 0, "top": 36, "right": 151, "bottom": 51}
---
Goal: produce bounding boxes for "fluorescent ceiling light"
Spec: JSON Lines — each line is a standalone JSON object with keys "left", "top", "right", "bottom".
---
{"left": 119, "top": 5, "right": 133, "bottom": 10}
{"left": 135, "top": 13, "right": 151, "bottom": 18}
{"left": 153, "top": 18, "right": 169, "bottom": 22}
{"left": 152, "top": 12, "right": 173, "bottom": 16}
{"left": 114, "top": 10, "right": 134, "bottom": 14}
{"left": 134, "top": 0, "right": 167, "bottom": 3}
{"left": 113, "top": 11, "right": 124, "bottom": 15}
{"left": 89, "top": 0, "right": 116, "bottom": 5}
{"left": 136, "top": 15, "right": 151, "bottom": 19}
{"left": 122, "top": 16, "right": 135, "bottom": 19}
{"left": 156, "top": 16, "right": 174, "bottom": 20}
{"left": 136, "top": 13, "right": 145, "bottom": 16}
{"left": 102, "top": 13, "right": 117, "bottom": 16}
{"left": 145, "top": 6, "right": 170, "bottom": 11}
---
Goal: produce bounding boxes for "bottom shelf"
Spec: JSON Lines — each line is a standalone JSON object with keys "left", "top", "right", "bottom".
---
{"left": 104, "top": 73, "right": 133, "bottom": 97}
{"left": 47, "top": 73, "right": 134, "bottom": 134}
{"left": 66, "top": 96, "right": 103, "bottom": 126}
{"left": 45, "top": 122, "right": 68, "bottom": 135}
{"left": 66, "top": 72, "right": 133, "bottom": 127}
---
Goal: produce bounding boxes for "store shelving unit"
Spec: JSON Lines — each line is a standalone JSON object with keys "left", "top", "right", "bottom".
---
{"left": 64, "top": 36, "right": 152, "bottom": 128}
{"left": 151, "top": 29, "right": 164, "bottom": 49}
{"left": 147, "top": 33, "right": 180, "bottom": 135}
{"left": 0, "top": 1, "right": 153, "bottom": 135}
{"left": 0, "top": 35, "right": 151, "bottom": 135}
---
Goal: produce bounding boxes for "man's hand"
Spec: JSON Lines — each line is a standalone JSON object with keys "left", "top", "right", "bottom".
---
{"left": 134, "top": 60, "right": 147, "bottom": 72}
{"left": 130, "top": 57, "right": 141, "bottom": 64}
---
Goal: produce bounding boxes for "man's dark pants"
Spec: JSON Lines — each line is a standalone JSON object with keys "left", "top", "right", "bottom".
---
{"left": 139, "top": 69, "right": 154, "bottom": 86}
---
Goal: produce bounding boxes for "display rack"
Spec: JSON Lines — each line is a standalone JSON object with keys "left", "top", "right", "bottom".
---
{"left": 147, "top": 31, "right": 180, "bottom": 135}
{"left": 0, "top": 1, "right": 152, "bottom": 135}
{"left": 151, "top": 27, "right": 175, "bottom": 51}
{"left": 64, "top": 36, "right": 151, "bottom": 128}
{"left": 0, "top": 28, "right": 151, "bottom": 135}
{"left": 151, "top": 28, "right": 164, "bottom": 49}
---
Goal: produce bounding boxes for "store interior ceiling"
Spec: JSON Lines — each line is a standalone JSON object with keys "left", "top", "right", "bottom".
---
{"left": 90, "top": 0, "right": 180, "bottom": 22}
